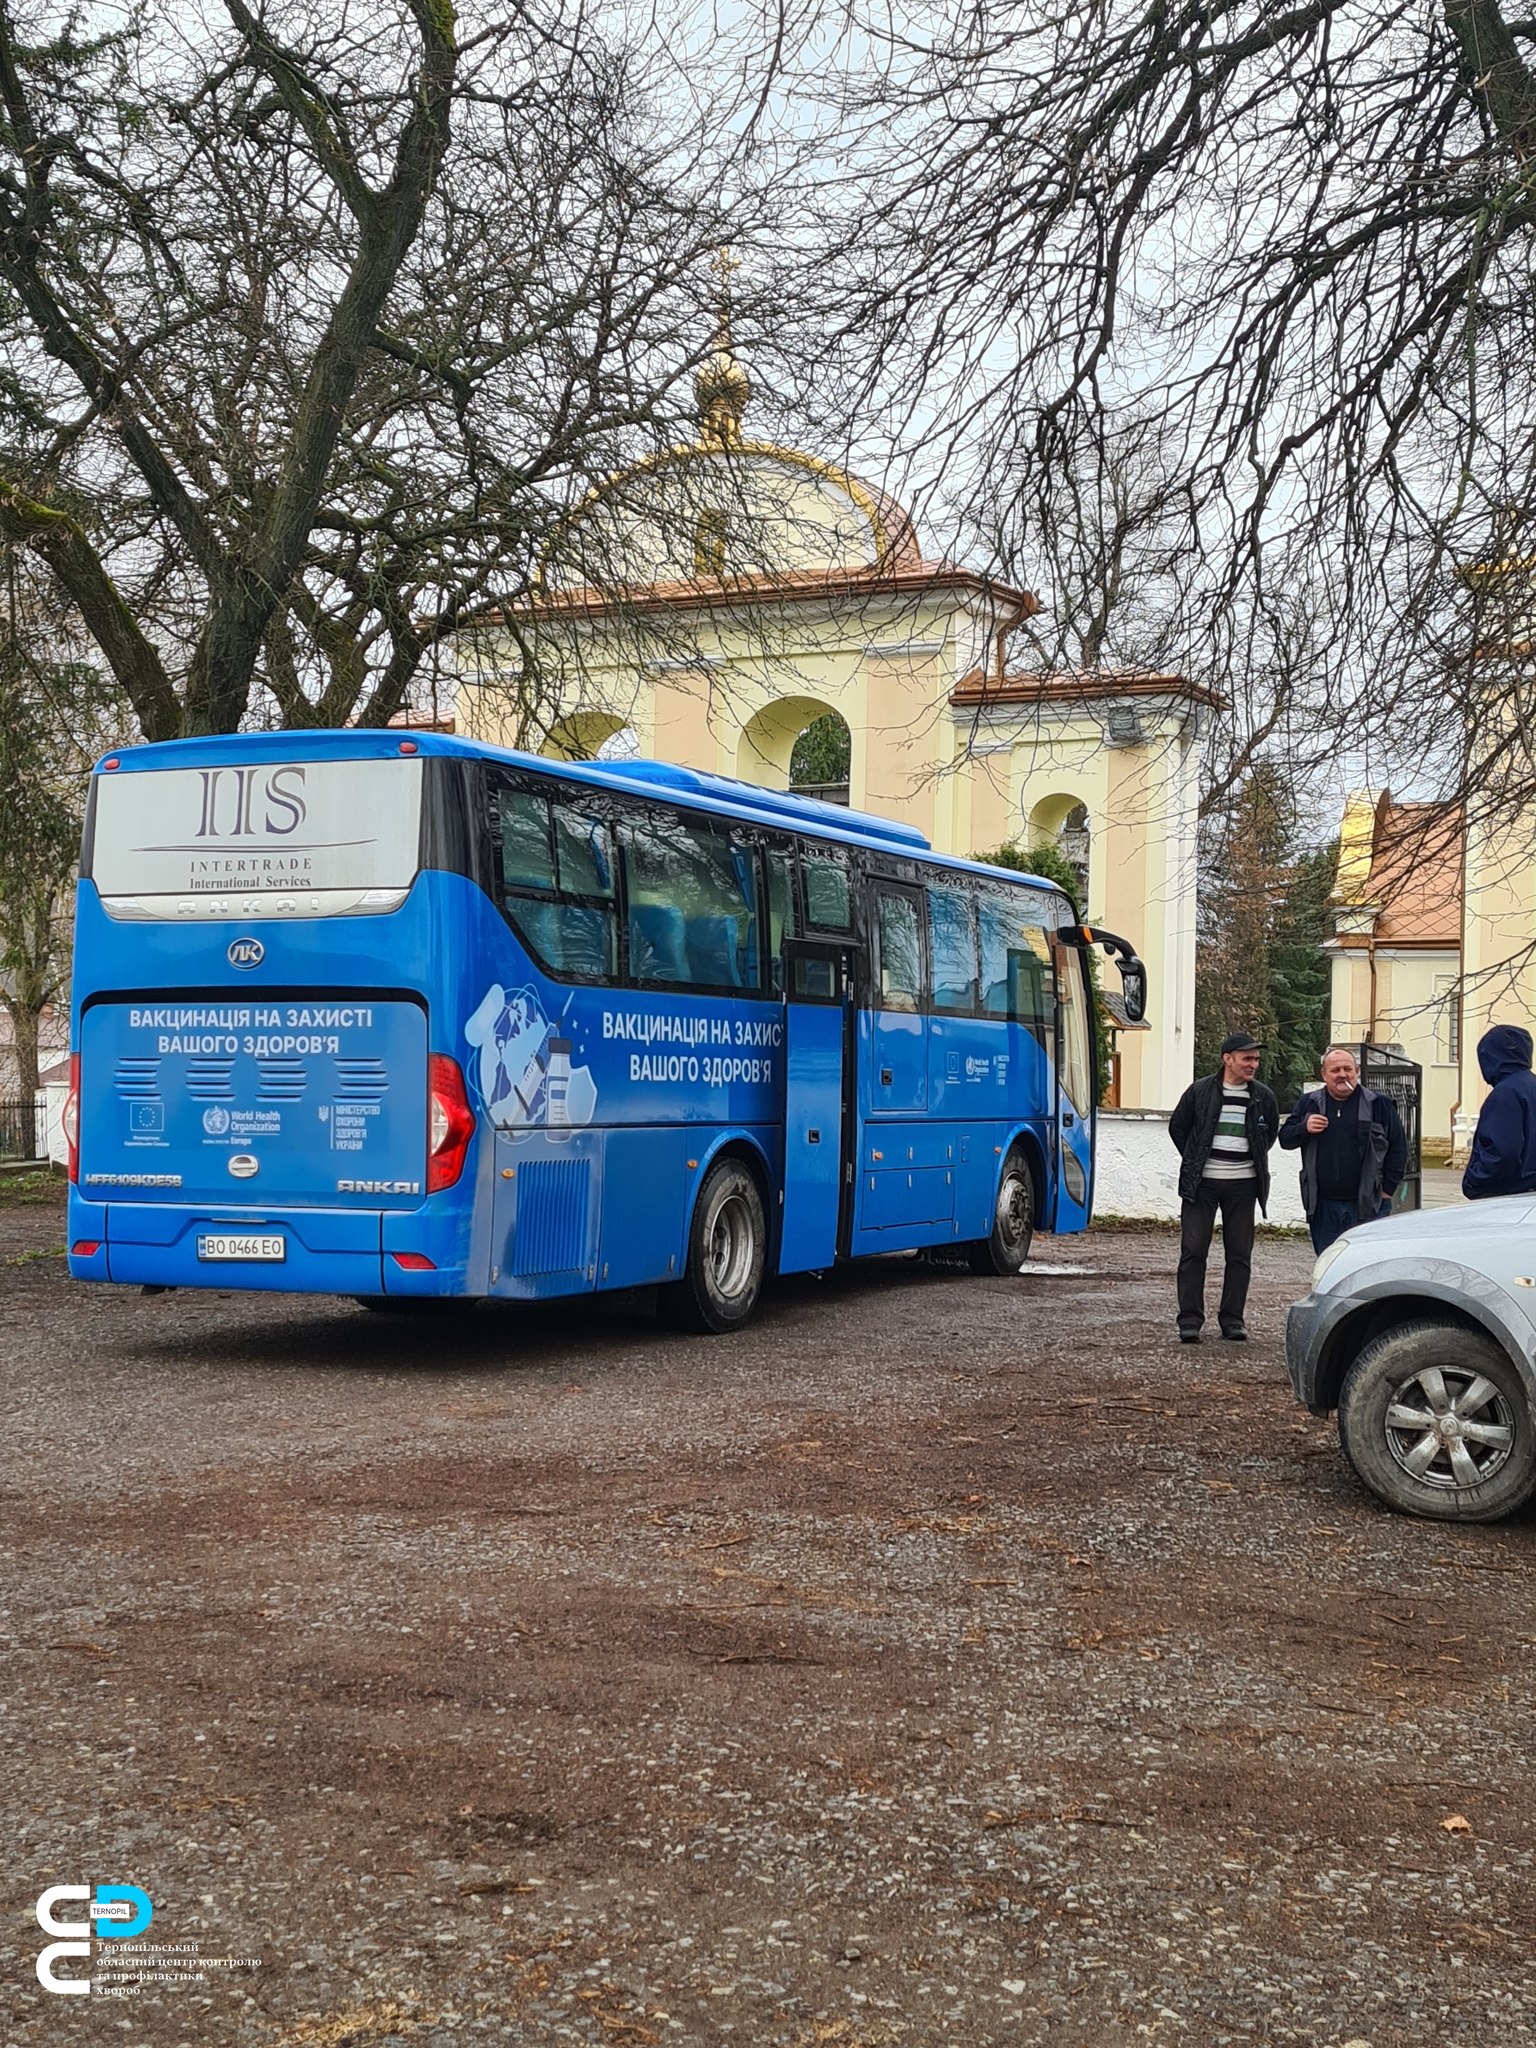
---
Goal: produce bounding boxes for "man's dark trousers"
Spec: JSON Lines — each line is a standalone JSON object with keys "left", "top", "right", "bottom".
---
{"left": 1308, "top": 1196, "right": 1392, "bottom": 1256}
{"left": 1177, "top": 1180, "right": 1257, "bottom": 1336}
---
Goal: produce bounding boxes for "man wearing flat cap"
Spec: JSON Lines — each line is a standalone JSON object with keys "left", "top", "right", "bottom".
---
{"left": 1167, "top": 1032, "right": 1279, "bottom": 1344}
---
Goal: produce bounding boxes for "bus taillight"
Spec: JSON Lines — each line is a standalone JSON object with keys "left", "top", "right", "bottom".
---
{"left": 427, "top": 1054, "right": 475, "bottom": 1193}
{"left": 63, "top": 1053, "right": 81, "bottom": 1183}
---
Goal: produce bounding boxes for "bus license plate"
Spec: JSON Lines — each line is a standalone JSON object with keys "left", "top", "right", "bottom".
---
{"left": 197, "top": 1233, "right": 286, "bottom": 1263}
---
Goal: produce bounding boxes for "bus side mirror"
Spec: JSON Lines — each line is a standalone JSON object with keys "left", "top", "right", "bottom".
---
{"left": 1117, "top": 959, "right": 1147, "bottom": 1024}
{"left": 1056, "top": 922, "right": 1148, "bottom": 1023}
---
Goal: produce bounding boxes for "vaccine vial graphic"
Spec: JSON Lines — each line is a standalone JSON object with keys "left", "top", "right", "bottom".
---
{"left": 546, "top": 1039, "right": 573, "bottom": 1125}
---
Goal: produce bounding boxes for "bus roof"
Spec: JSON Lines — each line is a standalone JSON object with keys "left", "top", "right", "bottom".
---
{"left": 96, "top": 728, "right": 1065, "bottom": 895}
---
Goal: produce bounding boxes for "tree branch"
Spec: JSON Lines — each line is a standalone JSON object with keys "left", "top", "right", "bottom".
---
{"left": 0, "top": 482, "right": 179, "bottom": 738}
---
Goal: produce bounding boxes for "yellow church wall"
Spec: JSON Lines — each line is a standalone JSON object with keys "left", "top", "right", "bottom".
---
{"left": 960, "top": 749, "right": 1013, "bottom": 862}
{"left": 860, "top": 653, "right": 943, "bottom": 844}
{"left": 1330, "top": 944, "right": 1460, "bottom": 1153}
{"left": 1378, "top": 950, "right": 1461, "bottom": 1150}
{"left": 1456, "top": 811, "right": 1536, "bottom": 1160}
{"left": 1328, "top": 948, "right": 1375, "bottom": 1045}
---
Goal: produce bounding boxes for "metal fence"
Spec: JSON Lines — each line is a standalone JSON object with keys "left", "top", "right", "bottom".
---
{"left": 1343, "top": 1042, "right": 1422, "bottom": 1212}
{"left": 0, "top": 1097, "right": 46, "bottom": 1163}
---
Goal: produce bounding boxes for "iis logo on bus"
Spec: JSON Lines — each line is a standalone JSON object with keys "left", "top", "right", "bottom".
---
{"left": 35, "top": 1882, "right": 153, "bottom": 1994}
{"left": 228, "top": 936, "right": 265, "bottom": 970}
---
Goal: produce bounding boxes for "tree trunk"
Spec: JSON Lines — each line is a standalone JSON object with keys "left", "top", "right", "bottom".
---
{"left": 3, "top": 994, "right": 41, "bottom": 1108}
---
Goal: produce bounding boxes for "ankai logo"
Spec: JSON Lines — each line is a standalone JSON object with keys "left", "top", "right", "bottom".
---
{"left": 228, "top": 937, "right": 265, "bottom": 969}
{"left": 35, "top": 1884, "right": 153, "bottom": 1994}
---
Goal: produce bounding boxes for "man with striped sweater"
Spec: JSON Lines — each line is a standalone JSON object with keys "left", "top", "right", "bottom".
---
{"left": 1167, "top": 1032, "right": 1280, "bottom": 1344}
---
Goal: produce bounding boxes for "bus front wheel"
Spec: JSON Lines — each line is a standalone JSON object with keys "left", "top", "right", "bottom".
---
{"left": 667, "top": 1157, "right": 767, "bottom": 1334}
{"left": 968, "top": 1149, "right": 1035, "bottom": 1276}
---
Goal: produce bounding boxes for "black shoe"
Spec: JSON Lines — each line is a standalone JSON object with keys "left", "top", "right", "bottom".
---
{"left": 1220, "top": 1326, "right": 1249, "bottom": 1342}
{"left": 1179, "top": 1330, "right": 1201, "bottom": 1345}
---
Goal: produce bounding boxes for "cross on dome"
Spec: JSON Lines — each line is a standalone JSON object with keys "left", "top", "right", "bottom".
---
{"left": 695, "top": 244, "right": 750, "bottom": 449}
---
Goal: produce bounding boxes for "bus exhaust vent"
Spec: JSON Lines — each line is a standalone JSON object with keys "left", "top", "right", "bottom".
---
{"left": 511, "top": 1159, "right": 590, "bottom": 1277}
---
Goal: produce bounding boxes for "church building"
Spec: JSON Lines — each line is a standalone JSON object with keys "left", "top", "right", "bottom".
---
{"left": 457, "top": 295, "right": 1207, "bottom": 1112}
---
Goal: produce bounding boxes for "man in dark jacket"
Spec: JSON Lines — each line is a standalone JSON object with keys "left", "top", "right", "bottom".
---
{"left": 1168, "top": 1031, "right": 1280, "bottom": 1343}
{"left": 1463, "top": 1024, "right": 1536, "bottom": 1200}
{"left": 1278, "top": 1046, "right": 1409, "bottom": 1253}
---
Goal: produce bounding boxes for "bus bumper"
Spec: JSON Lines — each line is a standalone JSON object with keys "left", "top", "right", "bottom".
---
{"left": 67, "top": 1196, "right": 473, "bottom": 1297}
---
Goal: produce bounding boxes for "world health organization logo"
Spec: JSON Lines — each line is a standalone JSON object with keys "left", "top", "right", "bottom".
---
{"left": 227, "top": 936, "right": 264, "bottom": 969}
{"left": 202, "top": 1106, "right": 231, "bottom": 1136}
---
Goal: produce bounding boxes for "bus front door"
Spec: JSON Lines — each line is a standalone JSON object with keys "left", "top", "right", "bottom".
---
{"left": 1050, "top": 935, "right": 1097, "bottom": 1230}
{"left": 778, "top": 938, "right": 857, "bottom": 1273}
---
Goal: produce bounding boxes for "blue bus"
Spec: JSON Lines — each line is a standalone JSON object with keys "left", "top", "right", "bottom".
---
{"left": 64, "top": 731, "right": 1146, "bottom": 1330}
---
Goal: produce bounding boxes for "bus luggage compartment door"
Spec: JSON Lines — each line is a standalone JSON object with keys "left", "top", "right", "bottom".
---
{"left": 778, "top": 940, "right": 855, "bottom": 1274}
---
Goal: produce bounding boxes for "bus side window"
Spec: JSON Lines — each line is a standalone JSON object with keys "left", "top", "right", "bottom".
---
{"left": 767, "top": 847, "right": 798, "bottom": 991}
{"left": 875, "top": 890, "right": 923, "bottom": 1012}
{"left": 803, "top": 851, "right": 851, "bottom": 931}
{"left": 498, "top": 788, "right": 555, "bottom": 891}
{"left": 927, "top": 881, "right": 976, "bottom": 1013}
{"left": 979, "top": 894, "right": 1054, "bottom": 1041}
{"left": 622, "top": 813, "right": 763, "bottom": 991}
{"left": 494, "top": 784, "right": 617, "bottom": 978}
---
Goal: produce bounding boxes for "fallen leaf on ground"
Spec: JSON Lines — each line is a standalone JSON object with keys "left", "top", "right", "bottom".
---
{"left": 1440, "top": 1813, "right": 1473, "bottom": 1834}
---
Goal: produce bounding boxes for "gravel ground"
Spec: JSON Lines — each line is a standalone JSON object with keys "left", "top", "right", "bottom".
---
{"left": 3, "top": 1177, "right": 1534, "bottom": 2048}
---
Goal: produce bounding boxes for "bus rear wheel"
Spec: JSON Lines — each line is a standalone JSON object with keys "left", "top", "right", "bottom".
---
{"left": 968, "top": 1148, "right": 1035, "bottom": 1276}
{"left": 667, "top": 1156, "right": 767, "bottom": 1334}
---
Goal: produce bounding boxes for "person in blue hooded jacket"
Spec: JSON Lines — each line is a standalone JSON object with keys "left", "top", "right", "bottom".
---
{"left": 1462, "top": 1024, "right": 1536, "bottom": 1200}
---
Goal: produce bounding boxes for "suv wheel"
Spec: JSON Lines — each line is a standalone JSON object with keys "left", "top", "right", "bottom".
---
{"left": 1337, "top": 1320, "right": 1536, "bottom": 1522}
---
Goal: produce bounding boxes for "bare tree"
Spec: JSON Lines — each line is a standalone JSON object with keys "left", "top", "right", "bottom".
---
{"left": 0, "top": 549, "right": 114, "bottom": 1097}
{"left": 795, "top": 0, "right": 1536, "bottom": 816}
{"left": 0, "top": 0, "right": 794, "bottom": 740}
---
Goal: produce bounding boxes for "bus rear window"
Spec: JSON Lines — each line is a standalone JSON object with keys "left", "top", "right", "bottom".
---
{"left": 89, "top": 757, "right": 422, "bottom": 917}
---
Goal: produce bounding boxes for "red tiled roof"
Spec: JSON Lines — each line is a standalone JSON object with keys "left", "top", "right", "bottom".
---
{"left": 1343, "top": 799, "right": 1463, "bottom": 948}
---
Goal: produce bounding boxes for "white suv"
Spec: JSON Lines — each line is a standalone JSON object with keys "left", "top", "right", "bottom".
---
{"left": 1286, "top": 1198, "right": 1536, "bottom": 1520}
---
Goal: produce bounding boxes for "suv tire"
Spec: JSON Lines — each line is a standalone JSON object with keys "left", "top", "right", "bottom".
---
{"left": 1338, "top": 1319, "right": 1536, "bottom": 1522}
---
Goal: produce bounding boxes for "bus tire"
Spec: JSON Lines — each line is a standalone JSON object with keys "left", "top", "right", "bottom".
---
{"left": 667, "top": 1156, "right": 767, "bottom": 1334}
{"left": 967, "top": 1147, "right": 1034, "bottom": 1276}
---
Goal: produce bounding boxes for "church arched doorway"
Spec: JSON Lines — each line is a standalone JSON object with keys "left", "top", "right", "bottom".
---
{"left": 1029, "top": 793, "right": 1091, "bottom": 906}
{"left": 541, "top": 710, "right": 632, "bottom": 762}
{"left": 737, "top": 698, "right": 851, "bottom": 805}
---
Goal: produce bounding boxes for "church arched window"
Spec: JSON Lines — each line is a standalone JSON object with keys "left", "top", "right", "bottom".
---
{"left": 694, "top": 508, "right": 728, "bottom": 578}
